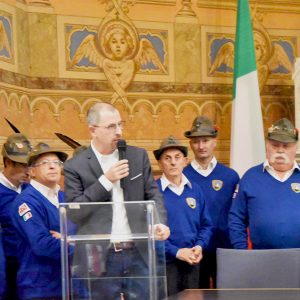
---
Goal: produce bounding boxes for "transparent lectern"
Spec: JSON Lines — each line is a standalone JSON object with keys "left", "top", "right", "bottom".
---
{"left": 59, "top": 201, "right": 167, "bottom": 300}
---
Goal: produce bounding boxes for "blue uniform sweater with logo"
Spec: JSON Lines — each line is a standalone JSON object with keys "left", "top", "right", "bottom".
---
{"left": 184, "top": 163, "right": 239, "bottom": 251}
{"left": 11, "top": 184, "right": 65, "bottom": 300}
{"left": 229, "top": 164, "right": 300, "bottom": 249}
{"left": 0, "top": 183, "right": 28, "bottom": 258}
{"left": 156, "top": 179, "right": 212, "bottom": 263}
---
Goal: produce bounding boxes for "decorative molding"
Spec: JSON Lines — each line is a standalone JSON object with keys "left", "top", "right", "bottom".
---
{"left": 175, "top": 0, "right": 198, "bottom": 23}
{"left": 197, "top": 0, "right": 300, "bottom": 13}
{"left": 124, "top": 0, "right": 176, "bottom": 5}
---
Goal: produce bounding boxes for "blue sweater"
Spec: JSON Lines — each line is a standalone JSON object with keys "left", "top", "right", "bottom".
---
{"left": 156, "top": 179, "right": 212, "bottom": 262}
{"left": 0, "top": 232, "right": 6, "bottom": 299}
{"left": 229, "top": 164, "right": 300, "bottom": 249}
{"left": 184, "top": 163, "right": 239, "bottom": 250}
{"left": 0, "top": 183, "right": 28, "bottom": 258}
{"left": 11, "top": 185, "right": 65, "bottom": 300}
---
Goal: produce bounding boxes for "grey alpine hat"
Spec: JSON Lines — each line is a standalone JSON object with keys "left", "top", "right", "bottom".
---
{"left": 2, "top": 133, "right": 31, "bottom": 164}
{"left": 28, "top": 142, "right": 68, "bottom": 166}
{"left": 153, "top": 136, "right": 188, "bottom": 160}
{"left": 267, "top": 118, "right": 298, "bottom": 143}
{"left": 184, "top": 116, "right": 218, "bottom": 138}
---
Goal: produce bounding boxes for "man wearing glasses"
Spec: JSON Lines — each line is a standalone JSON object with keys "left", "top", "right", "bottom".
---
{"left": 11, "top": 143, "right": 68, "bottom": 300}
{"left": 0, "top": 133, "right": 31, "bottom": 300}
{"left": 64, "top": 102, "right": 169, "bottom": 299}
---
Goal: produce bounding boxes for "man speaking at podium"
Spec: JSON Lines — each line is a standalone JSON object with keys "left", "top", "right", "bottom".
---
{"left": 64, "top": 102, "right": 169, "bottom": 299}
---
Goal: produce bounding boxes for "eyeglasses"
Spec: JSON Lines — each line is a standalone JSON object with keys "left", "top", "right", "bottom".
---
{"left": 33, "top": 160, "right": 63, "bottom": 168}
{"left": 93, "top": 121, "right": 125, "bottom": 132}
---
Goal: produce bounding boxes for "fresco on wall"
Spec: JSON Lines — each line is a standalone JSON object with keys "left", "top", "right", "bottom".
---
{"left": 207, "top": 17, "right": 295, "bottom": 91}
{"left": 0, "top": 12, "right": 13, "bottom": 64}
{"left": 64, "top": 0, "right": 168, "bottom": 105}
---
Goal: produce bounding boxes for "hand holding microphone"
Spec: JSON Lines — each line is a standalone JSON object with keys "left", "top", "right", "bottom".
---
{"left": 118, "top": 140, "right": 127, "bottom": 189}
{"left": 103, "top": 140, "right": 128, "bottom": 186}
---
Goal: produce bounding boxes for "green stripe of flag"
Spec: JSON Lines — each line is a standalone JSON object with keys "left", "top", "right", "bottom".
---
{"left": 233, "top": 0, "right": 257, "bottom": 98}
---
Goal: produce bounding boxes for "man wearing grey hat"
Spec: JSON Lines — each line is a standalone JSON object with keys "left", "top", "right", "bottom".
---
{"left": 154, "top": 136, "right": 212, "bottom": 296}
{"left": 0, "top": 133, "right": 31, "bottom": 300}
{"left": 229, "top": 118, "right": 300, "bottom": 249}
{"left": 11, "top": 143, "right": 68, "bottom": 300}
{"left": 183, "top": 116, "right": 239, "bottom": 288}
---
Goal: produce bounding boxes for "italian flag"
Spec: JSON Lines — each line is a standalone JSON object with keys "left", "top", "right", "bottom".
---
{"left": 230, "top": 0, "right": 265, "bottom": 177}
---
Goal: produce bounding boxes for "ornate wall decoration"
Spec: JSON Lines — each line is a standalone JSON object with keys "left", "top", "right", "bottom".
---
{"left": 208, "top": 34, "right": 235, "bottom": 77}
{"left": 61, "top": 0, "right": 168, "bottom": 106}
{"left": 0, "top": 11, "right": 13, "bottom": 64}
{"left": 203, "top": 17, "right": 297, "bottom": 91}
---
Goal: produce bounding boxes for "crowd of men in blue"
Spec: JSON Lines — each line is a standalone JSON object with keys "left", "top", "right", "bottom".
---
{"left": 0, "top": 101, "right": 299, "bottom": 299}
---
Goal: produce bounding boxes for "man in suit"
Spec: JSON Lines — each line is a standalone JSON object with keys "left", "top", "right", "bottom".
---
{"left": 64, "top": 102, "right": 169, "bottom": 299}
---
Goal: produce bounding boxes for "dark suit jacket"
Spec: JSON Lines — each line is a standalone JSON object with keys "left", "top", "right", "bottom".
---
{"left": 63, "top": 145, "right": 167, "bottom": 234}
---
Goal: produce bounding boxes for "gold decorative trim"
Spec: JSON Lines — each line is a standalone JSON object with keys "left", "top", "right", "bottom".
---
{"left": 127, "top": 0, "right": 176, "bottom": 5}
{"left": 197, "top": 0, "right": 300, "bottom": 13}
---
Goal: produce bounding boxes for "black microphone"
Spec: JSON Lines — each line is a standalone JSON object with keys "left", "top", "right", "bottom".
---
{"left": 117, "top": 139, "right": 127, "bottom": 189}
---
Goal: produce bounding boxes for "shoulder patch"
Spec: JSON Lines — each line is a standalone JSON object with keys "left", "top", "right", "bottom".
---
{"left": 18, "top": 203, "right": 31, "bottom": 216}
{"left": 232, "top": 184, "right": 239, "bottom": 199}
{"left": 23, "top": 212, "right": 32, "bottom": 222}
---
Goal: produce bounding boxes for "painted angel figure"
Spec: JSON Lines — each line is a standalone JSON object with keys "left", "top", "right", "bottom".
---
{"left": 254, "top": 30, "right": 293, "bottom": 91}
{"left": 70, "top": 20, "right": 166, "bottom": 104}
{"left": 209, "top": 28, "right": 293, "bottom": 91}
{"left": 0, "top": 20, "right": 11, "bottom": 58}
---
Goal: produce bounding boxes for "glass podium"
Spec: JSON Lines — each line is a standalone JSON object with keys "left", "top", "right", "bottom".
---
{"left": 59, "top": 201, "right": 167, "bottom": 300}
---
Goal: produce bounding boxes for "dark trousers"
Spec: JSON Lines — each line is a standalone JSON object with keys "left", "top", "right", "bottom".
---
{"left": 5, "top": 256, "right": 19, "bottom": 300}
{"left": 199, "top": 251, "right": 217, "bottom": 289}
{"left": 91, "top": 247, "right": 149, "bottom": 300}
{"left": 166, "top": 260, "right": 200, "bottom": 296}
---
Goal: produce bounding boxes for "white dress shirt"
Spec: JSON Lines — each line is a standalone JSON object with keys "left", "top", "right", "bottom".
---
{"left": 91, "top": 142, "right": 132, "bottom": 242}
{"left": 191, "top": 156, "right": 217, "bottom": 177}
{"left": 160, "top": 173, "right": 192, "bottom": 196}
{"left": 0, "top": 172, "right": 22, "bottom": 193}
{"left": 30, "top": 179, "right": 60, "bottom": 208}
{"left": 263, "top": 160, "right": 300, "bottom": 182}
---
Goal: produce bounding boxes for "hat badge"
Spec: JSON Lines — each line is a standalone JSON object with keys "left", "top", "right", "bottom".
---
{"left": 15, "top": 142, "right": 24, "bottom": 149}
{"left": 195, "top": 122, "right": 201, "bottom": 129}
{"left": 168, "top": 136, "right": 176, "bottom": 144}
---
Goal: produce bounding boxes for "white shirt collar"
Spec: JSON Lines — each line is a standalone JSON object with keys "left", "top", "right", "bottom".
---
{"left": 0, "top": 172, "right": 22, "bottom": 193}
{"left": 91, "top": 141, "right": 118, "bottom": 163}
{"left": 191, "top": 156, "right": 217, "bottom": 177}
{"left": 263, "top": 160, "right": 300, "bottom": 172}
{"left": 30, "top": 179, "right": 60, "bottom": 208}
{"left": 263, "top": 160, "right": 300, "bottom": 182}
{"left": 160, "top": 173, "right": 192, "bottom": 191}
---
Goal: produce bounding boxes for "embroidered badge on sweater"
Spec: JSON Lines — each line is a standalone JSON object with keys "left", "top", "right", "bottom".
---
{"left": 212, "top": 180, "right": 223, "bottom": 191}
{"left": 18, "top": 203, "right": 31, "bottom": 216}
{"left": 291, "top": 183, "right": 300, "bottom": 193}
{"left": 186, "top": 197, "right": 196, "bottom": 208}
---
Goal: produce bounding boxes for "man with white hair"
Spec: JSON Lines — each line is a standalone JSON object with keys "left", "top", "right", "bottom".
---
{"left": 229, "top": 118, "right": 300, "bottom": 249}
